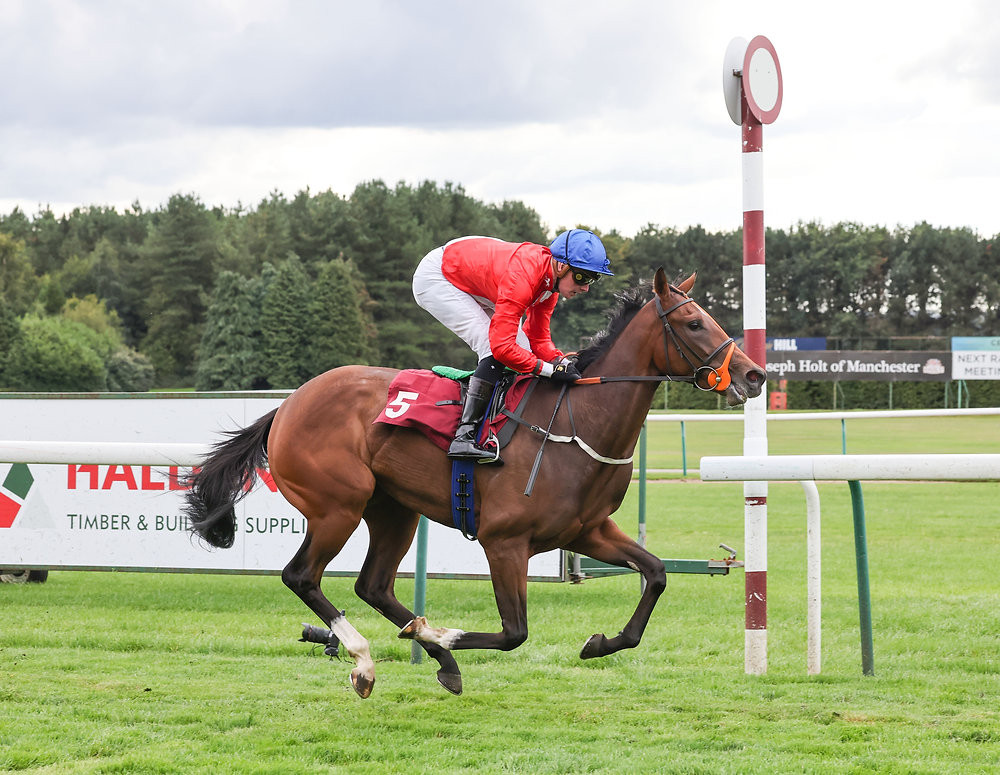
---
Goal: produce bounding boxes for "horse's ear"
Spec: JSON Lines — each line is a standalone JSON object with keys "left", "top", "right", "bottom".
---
{"left": 677, "top": 272, "right": 697, "bottom": 294}
{"left": 653, "top": 267, "right": 668, "bottom": 295}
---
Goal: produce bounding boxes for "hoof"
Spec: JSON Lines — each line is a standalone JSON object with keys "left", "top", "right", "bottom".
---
{"left": 580, "top": 633, "right": 608, "bottom": 660}
{"left": 350, "top": 667, "right": 375, "bottom": 699}
{"left": 436, "top": 670, "right": 463, "bottom": 695}
{"left": 398, "top": 616, "right": 425, "bottom": 640}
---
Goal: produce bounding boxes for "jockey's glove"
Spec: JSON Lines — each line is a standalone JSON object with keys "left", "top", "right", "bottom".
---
{"left": 550, "top": 362, "right": 583, "bottom": 383}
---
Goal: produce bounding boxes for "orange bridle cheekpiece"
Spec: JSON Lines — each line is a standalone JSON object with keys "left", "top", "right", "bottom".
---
{"left": 704, "top": 340, "right": 736, "bottom": 392}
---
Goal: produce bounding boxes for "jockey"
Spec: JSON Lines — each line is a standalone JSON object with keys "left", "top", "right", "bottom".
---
{"left": 412, "top": 228, "right": 613, "bottom": 464}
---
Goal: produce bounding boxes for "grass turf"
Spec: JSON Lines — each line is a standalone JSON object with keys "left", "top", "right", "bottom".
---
{"left": 2, "top": 477, "right": 998, "bottom": 773}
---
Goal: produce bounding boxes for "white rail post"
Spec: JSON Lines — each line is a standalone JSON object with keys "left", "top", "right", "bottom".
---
{"left": 801, "top": 481, "right": 821, "bottom": 675}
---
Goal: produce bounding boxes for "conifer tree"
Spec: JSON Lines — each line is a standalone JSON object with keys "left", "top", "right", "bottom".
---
{"left": 195, "top": 270, "right": 261, "bottom": 390}
{"left": 139, "top": 194, "right": 222, "bottom": 384}
{"left": 309, "top": 258, "right": 372, "bottom": 371}
{"left": 259, "top": 255, "right": 313, "bottom": 389}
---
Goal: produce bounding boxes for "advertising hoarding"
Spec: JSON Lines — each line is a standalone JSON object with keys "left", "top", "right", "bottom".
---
{"left": 952, "top": 337, "right": 1000, "bottom": 380}
{"left": 768, "top": 337, "right": 827, "bottom": 351}
{"left": 765, "top": 351, "right": 951, "bottom": 381}
{"left": 0, "top": 395, "right": 563, "bottom": 580}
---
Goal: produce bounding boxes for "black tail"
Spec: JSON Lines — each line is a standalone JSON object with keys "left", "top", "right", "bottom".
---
{"left": 184, "top": 409, "right": 277, "bottom": 549}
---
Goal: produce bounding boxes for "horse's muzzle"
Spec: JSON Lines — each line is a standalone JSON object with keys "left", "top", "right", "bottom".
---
{"left": 724, "top": 364, "right": 767, "bottom": 406}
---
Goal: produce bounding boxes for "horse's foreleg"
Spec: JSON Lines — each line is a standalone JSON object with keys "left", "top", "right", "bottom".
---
{"left": 282, "top": 519, "right": 376, "bottom": 699}
{"left": 356, "top": 503, "right": 463, "bottom": 695}
{"left": 399, "top": 538, "right": 529, "bottom": 653}
{"left": 565, "top": 519, "right": 667, "bottom": 659}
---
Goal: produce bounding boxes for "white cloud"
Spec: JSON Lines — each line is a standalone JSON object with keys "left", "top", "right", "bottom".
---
{"left": 1, "top": 0, "right": 998, "bottom": 237}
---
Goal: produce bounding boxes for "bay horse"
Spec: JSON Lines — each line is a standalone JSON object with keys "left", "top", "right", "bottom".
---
{"left": 184, "top": 268, "right": 765, "bottom": 698}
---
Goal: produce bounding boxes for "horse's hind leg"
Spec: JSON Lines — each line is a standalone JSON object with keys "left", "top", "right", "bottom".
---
{"left": 282, "top": 511, "right": 376, "bottom": 698}
{"left": 565, "top": 518, "right": 667, "bottom": 659}
{"left": 355, "top": 493, "right": 464, "bottom": 695}
{"left": 399, "top": 536, "right": 530, "bottom": 654}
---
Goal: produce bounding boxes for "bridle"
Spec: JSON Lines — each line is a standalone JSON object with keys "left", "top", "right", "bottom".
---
{"left": 520, "top": 286, "right": 738, "bottom": 493}
{"left": 654, "top": 289, "right": 736, "bottom": 393}
{"left": 577, "top": 285, "right": 736, "bottom": 393}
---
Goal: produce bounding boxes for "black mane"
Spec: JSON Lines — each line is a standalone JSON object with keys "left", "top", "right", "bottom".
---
{"left": 574, "top": 283, "right": 652, "bottom": 372}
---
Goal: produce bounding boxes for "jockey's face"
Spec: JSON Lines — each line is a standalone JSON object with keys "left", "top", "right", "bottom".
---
{"left": 555, "top": 263, "right": 593, "bottom": 299}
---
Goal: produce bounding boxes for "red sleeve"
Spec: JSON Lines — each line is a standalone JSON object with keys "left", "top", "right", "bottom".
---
{"left": 523, "top": 293, "right": 562, "bottom": 363}
{"left": 489, "top": 299, "right": 538, "bottom": 373}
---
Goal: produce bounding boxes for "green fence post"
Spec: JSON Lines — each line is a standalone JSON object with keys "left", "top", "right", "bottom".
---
{"left": 848, "top": 480, "right": 874, "bottom": 676}
{"left": 410, "top": 515, "right": 429, "bottom": 664}
{"left": 680, "top": 420, "right": 687, "bottom": 477}
{"left": 638, "top": 422, "right": 648, "bottom": 594}
{"left": 638, "top": 422, "right": 647, "bottom": 548}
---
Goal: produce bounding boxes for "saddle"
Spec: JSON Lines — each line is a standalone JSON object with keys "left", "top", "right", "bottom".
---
{"left": 374, "top": 368, "right": 539, "bottom": 542}
{"left": 374, "top": 368, "right": 537, "bottom": 452}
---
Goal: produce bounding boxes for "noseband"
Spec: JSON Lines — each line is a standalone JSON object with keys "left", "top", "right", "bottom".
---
{"left": 654, "top": 291, "right": 736, "bottom": 393}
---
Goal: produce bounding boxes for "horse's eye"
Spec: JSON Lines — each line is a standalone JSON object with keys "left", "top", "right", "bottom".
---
{"left": 687, "top": 320, "right": 702, "bottom": 331}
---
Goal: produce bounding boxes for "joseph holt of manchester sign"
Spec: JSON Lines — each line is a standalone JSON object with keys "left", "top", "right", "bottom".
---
{"left": 766, "top": 351, "right": 950, "bottom": 381}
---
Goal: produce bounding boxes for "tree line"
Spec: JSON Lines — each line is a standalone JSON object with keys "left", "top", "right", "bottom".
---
{"left": 0, "top": 180, "right": 997, "bottom": 395}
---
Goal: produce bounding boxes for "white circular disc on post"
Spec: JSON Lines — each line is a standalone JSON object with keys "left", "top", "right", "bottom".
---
{"left": 742, "top": 35, "right": 782, "bottom": 124}
{"left": 722, "top": 36, "right": 748, "bottom": 125}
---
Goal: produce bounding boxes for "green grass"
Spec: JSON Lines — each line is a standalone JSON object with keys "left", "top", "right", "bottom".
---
{"left": 3, "top": 480, "right": 999, "bottom": 773}
{"left": 2, "top": 412, "right": 999, "bottom": 773}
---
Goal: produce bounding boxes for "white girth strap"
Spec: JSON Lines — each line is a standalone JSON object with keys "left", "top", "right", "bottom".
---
{"left": 542, "top": 431, "right": 633, "bottom": 465}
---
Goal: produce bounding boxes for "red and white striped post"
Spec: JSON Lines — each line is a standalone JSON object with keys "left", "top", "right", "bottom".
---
{"left": 724, "top": 35, "right": 782, "bottom": 674}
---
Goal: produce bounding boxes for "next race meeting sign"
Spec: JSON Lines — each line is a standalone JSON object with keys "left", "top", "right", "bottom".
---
{"left": 952, "top": 337, "right": 1000, "bottom": 380}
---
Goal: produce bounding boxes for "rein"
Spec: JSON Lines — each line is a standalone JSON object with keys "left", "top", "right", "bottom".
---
{"left": 576, "top": 290, "right": 736, "bottom": 393}
{"left": 519, "top": 384, "right": 631, "bottom": 497}
{"left": 523, "top": 384, "right": 568, "bottom": 496}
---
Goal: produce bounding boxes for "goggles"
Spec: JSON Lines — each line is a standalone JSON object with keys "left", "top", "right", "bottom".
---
{"left": 570, "top": 269, "right": 602, "bottom": 286}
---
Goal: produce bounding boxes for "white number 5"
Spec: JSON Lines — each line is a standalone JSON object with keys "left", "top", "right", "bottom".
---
{"left": 385, "top": 390, "right": 419, "bottom": 418}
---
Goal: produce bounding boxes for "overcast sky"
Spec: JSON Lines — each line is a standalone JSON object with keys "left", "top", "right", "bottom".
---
{"left": 1, "top": 0, "right": 998, "bottom": 238}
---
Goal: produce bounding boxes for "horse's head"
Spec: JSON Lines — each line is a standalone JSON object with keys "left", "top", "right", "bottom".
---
{"left": 652, "top": 267, "right": 766, "bottom": 407}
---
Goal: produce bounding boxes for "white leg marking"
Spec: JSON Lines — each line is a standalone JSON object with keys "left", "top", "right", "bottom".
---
{"left": 412, "top": 617, "right": 465, "bottom": 650}
{"left": 331, "top": 616, "right": 375, "bottom": 678}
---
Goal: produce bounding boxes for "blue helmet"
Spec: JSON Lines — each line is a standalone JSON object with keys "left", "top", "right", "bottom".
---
{"left": 549, "top": 229, "right": 613, "bottom": 276}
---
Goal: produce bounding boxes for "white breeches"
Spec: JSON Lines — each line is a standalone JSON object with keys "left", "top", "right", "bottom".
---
{"left": 412, "top": 246, "right": 531, "bottom": 362}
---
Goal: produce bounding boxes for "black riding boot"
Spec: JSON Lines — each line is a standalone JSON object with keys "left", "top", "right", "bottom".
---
{"left": 447, "top": 376, "right": 502, "bottom": 465}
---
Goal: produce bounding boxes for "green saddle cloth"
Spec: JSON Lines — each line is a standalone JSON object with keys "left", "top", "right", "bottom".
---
{"left": 431, "top": 365, "right": 475, "bottom": 381}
